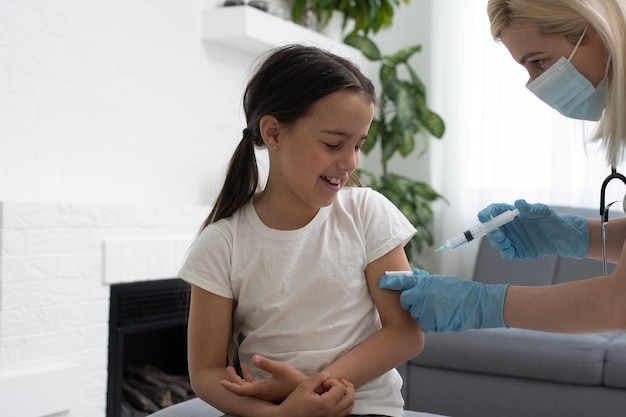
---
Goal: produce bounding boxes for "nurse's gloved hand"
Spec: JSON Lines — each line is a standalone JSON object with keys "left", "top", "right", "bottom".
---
{"left": 379, "top": 269, "right": 509, "bottom": 333}
{"left": 478, "top": 199, "right": 589, "bottom": 260}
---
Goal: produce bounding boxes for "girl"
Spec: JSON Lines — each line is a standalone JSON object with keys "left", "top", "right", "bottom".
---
{"left": 179, "top": 44, "right": 424, "bottom": 417}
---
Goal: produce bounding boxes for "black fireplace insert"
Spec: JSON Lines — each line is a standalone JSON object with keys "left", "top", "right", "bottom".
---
{"left": 106, "top": 278, "right": 192, "bottom": 417}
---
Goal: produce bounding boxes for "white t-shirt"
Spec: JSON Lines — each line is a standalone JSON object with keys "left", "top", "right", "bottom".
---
{"left": 179, "top": 187, "right": 416, "bottom": 416}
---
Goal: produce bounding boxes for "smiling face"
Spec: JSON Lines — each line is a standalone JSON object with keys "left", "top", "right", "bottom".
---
{"left": 499, "top": 24, "right": 609, "bottom": 87}
{"left": 256, "top": 89, "right": 374, "bottom": 229}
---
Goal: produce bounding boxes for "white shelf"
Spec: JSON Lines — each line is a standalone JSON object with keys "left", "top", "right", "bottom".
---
{"left": 201, "top": 5, "right": 362, "bottom": 63}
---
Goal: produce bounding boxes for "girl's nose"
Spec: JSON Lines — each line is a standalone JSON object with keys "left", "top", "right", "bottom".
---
{"left": 338, "top": 149, "right": 359, "bottom": 171}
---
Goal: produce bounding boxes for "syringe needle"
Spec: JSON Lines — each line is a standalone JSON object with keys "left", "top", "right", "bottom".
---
{"left": 434, "top": 245, "right": 446, "bottom": 253}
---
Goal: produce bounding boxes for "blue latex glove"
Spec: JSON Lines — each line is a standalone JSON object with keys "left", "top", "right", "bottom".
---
{"left": 478, "top": 199, "right": 589, "bottom": 260}
{"left": 379, "top": 269, "right": 509, "bottom": 333}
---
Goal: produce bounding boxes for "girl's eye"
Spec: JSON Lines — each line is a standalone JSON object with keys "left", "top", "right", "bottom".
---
{"left": 324, "top": 140, "right": 364, "bottom": 151}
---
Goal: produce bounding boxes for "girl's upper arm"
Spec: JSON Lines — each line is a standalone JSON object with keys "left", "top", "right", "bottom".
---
{"left": 187, "top": 284, "right": 233, "bottom": 376}
{"left": 365, "top": 244, "right": 416, "bottom": 326}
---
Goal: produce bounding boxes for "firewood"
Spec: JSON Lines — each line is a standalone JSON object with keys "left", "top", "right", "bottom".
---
{"left": 122, "top": 381, "right": 159, "bottom": 412}
{"left": 144, "top": 365, "right": 194, "bottom": 393}
{"left": 126, "top": 377, "right": 173, "bottom": 408}
{"left": 125, "top": 365, "right": 191, "bottom": 402}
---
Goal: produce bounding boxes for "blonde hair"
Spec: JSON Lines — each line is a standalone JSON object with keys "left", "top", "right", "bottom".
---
{"left": 487, "top": 0, "right": 626, "bottom": 167}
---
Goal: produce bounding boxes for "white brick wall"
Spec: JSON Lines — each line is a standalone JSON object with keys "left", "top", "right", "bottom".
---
{"left": 0, "top": 201, "right": 208, "bottom": 417}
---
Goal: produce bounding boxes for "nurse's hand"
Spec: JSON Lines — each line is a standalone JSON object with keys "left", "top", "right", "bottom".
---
{"left": 478, "top": 199, "right": 589, "bottom": 260}
{"left": 379, "top": 269, "right": 509, "bottom": 333}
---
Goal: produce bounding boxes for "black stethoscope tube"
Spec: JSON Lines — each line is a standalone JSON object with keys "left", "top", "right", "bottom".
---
{"left": 600, "top": 166, "right": 626, "bottom": 275}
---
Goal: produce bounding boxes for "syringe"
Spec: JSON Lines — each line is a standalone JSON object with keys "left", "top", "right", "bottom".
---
{"left": 435, "top": 208, "right": 521, "bottom": 252}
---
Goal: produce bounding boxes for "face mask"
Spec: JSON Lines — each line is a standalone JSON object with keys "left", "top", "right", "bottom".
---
{"left": 526, "top": 26, "right": 609, "bottom": 121}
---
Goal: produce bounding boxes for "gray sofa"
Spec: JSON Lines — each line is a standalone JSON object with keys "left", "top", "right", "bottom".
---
{"left": 403, "top": 207, "right": 626, "bottom": 417}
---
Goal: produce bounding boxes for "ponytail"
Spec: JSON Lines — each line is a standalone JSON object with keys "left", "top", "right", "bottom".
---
{"left": 198, "top": 129, "right": 261, "bottom": 233}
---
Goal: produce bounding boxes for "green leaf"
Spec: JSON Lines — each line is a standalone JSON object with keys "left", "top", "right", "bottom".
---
{"left": 414, "top": 95, "right": 445, "bottom": 139}
{"left": 397, "top": 128, "right": 414, "bottom": 157}
{"left": 394, "top": 83, "right": 416, "bottom": 129}
{"left": 381, "top": 129, "right": 396, "bottom": 162}
{"left": 291, "top": 0, "right": 306, "bottom": 22}
{"left": 379, "top": 63, "right": 396, "bottom": 83}
{"left": 382, "top": 76, "right": 401, "bottom": 102}
{"left": 385, "top": 44, "right": 422, "bottom": 65}
{"left": 407, "top": 65, "right": 426, "bottom": 97}
{"left": 362, "top": 119, "right": 380, "bottom": 155}
{"left": 422, "top": 111, "right": 445, "bottom": 139}
{"left": 343, "top": 34, "right": 382, "bottom": 61}
{"left": 409, "top": 180, "right": 447, "bottom": 202}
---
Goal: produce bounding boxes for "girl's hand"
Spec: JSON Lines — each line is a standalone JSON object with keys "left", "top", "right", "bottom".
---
{"left": 220, "top": 355, "right": 307, "bottom": 402}
{"left": 278, "top": 372, "right": 354, "bottom": 417}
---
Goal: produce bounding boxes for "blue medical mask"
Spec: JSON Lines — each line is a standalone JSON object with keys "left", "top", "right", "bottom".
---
{"left": 526, "top": 26, "right": 609, "bottom": 121}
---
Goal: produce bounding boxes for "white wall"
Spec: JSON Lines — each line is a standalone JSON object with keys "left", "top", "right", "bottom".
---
{"left": 0, "top": 0, "right": 255, "bottom": 207}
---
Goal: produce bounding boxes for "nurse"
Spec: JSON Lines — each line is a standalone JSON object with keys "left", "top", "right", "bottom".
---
{"left": 380, "top": 0, "right": 626, "bottom": 333}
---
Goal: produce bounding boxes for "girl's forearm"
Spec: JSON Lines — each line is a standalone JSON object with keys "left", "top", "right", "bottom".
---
{"left": 191, "top": 368, "right": 279, "bottom": 417}
{"left": 322, "top": 323, "right": 423, "bottom": 387}
{"left": 192, "top": 367, "right": 355, "bottom": 417}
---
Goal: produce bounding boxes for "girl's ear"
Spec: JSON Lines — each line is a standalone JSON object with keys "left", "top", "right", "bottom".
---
{"left": 259, "top": 115, "right": 281, "bottom": 149}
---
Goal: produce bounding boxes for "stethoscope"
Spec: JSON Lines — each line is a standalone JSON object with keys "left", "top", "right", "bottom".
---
{"left": 599, "top": 166, "right": 626, "bottom": 275}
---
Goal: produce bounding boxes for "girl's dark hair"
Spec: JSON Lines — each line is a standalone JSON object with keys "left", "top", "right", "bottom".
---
{"left": 199, "top": 44, "right": 376, "bottom": 232}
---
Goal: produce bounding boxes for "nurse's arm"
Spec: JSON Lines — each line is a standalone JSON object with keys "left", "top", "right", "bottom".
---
{"left": 586, "top": 216, "right": 626, "bottom": 263}
{"left": 503, "top": 235, "right": 626, "bottom": 332}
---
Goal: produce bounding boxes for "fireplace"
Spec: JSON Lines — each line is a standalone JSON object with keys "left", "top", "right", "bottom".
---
{"left": 107, "top": 278, "right": 193, "bottom": 417}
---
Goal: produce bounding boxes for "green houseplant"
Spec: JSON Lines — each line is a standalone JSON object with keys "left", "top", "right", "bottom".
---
{"left": 345, "top": 34, "right": 446, "bottom": 260}
{"left": 291, "top": 0, "right": 411, "bottom": 35}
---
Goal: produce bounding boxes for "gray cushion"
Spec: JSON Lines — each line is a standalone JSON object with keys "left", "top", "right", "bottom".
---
{"left": 471, "top": 237, "right": 557, "bottom": 286}
{"left": 552, "top": 255, "right": 613, "bottom": 284}
{"left": 148, "top": 397, "right": 448, "bottom": 416}
{"left": 410, "top": 328, "right": 618, "bottom": 385}
{"left": 605, "top": 333, "right": 626, "bottom": 388}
